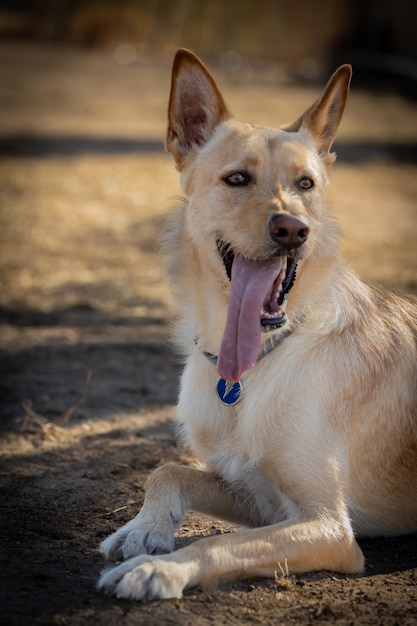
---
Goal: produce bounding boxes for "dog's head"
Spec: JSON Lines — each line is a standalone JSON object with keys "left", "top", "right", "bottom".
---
{"left": 166, "top": 49, "right": 351, "bottom": 381}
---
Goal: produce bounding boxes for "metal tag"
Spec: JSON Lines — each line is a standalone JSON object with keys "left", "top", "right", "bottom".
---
{"left": 216, "top": 378, "right": 242, "bottom": 406}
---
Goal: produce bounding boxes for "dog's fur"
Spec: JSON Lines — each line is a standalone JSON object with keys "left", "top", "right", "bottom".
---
{"left": 98, "top": 49, "right": 417, "bottom": 601}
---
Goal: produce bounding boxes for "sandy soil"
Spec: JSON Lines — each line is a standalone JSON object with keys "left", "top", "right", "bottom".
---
{"left": 1, "top": 43, "right": 417, "bottom": 625}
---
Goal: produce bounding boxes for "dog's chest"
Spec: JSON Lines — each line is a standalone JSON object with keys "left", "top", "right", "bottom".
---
{"left": 176, "top": 348, "right": 329, "bottom": 517}
{"left": 178, "top": 358, "right": 302, "bottom": 523}
{"left": 177, "top": 354, "right": 292, "bottom": 477}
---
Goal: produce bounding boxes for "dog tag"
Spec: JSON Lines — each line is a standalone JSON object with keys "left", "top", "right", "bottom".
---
{"left": 216, "top": 378, "right": 242, "bottom": 406}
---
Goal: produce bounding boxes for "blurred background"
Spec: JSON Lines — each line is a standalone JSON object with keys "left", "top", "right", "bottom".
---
{"left": 0, "top": 0, "right": 416, "bottom": 92}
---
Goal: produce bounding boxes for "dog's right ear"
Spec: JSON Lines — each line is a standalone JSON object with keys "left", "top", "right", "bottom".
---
{"left": 166, "top": 49, "right": 231, "bottom": 168}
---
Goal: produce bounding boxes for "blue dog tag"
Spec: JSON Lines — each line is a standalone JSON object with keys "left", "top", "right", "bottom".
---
{"left": 216, "top": 378, "right": 242, "bottom": 406}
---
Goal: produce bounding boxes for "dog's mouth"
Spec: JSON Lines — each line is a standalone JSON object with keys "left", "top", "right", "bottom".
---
{"left": 219, "top": 243, "right": 297, "bottom": 330}
{"left": 216, "top": 241, "right": 298, "bottom": 381}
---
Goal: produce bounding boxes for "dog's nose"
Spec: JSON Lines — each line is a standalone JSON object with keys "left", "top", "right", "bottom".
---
{"left": 269, "top": 214, "right": 309, "bottom": 249}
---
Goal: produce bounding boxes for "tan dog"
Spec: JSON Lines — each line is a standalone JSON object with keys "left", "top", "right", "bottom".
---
{"left": 98, "top": 49, "right": 417, "bottom": 601}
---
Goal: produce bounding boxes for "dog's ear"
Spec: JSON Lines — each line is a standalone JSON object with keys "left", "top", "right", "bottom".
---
{"left": 166, "top": 49, "right": 231, "bottom": 168}
{"left": 284, "top": 65, "right": 352, "bottom": 165}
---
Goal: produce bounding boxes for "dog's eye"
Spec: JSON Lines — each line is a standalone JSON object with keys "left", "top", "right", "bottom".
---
{"left": 223, "top": 172, "right": 251, "bottom": 186}
{"left": 298, "top": 177, "right": 314, "bottom": 191}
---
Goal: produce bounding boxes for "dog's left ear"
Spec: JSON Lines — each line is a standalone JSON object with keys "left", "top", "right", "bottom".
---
{"left": 166, "top": 49, "right": 231, "bottom": 168}
{"left": 284, "top": 65, "right": 352, "bottom": 165}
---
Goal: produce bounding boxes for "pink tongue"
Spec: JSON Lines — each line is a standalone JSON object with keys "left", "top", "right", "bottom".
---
{"left": 217, "top": 253, "right": 283, "bottom": 381}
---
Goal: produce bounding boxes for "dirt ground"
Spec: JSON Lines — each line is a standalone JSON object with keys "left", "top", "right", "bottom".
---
{"left": 1, "top": 43, "right": 417, "bottom": 625}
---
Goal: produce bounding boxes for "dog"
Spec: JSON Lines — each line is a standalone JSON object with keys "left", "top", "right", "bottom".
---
{"left": 98, "top": 49, "right": 417, "bottom": 601}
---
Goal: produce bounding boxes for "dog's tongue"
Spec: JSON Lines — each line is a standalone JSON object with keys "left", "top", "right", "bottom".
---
{"left": 218, "top": 253, "right": 283, "bottom": 381}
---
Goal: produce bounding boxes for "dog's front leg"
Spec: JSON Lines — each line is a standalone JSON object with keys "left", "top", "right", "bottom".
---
{"left": 100, "top": 463, "right": 246, "bottom": 562}
{"left": 98, "top": 515, "right": 365, "bottom": 601}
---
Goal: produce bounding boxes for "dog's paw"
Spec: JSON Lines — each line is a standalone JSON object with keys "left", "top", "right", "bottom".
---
{"left": 100, "top": 509, "right": 177, "bottom": 561}
{"left": 97, "top": 554, "right": 189, "bottom": 601}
